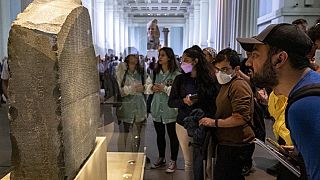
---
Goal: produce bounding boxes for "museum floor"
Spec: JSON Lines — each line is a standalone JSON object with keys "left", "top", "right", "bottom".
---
{"left": 0, "top": 101, "right": 277, "bottom": 180}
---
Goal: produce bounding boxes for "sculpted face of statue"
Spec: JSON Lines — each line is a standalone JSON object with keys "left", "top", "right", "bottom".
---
{"left": 147, "top": 19, "right": 160, "bottom": 39}
{"left": 148, "top": 23, "right": 157, "bottom": 38}
{"left": 147, "top": 19, "right": 160, "bottom": 50}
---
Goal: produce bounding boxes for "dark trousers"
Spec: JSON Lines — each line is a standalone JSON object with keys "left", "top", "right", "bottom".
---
{"left": 214, "top": 144, "right": 251, "bottom": 180}
{"left": 153, "top": 121, "right": 179, "bottom": 161}
{"left": 243, "top": 143, "right": 255, "bottom": 168}
{"left": 193, "top": 145, "right": 205, "bottom": 180}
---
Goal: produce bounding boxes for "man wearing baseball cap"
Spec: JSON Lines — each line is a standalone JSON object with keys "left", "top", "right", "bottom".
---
{"left": 237, "top": 23, "right": 320, "bottom": 180}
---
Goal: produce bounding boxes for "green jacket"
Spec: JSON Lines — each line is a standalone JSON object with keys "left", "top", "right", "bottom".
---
{"left": 146, "top": 70, "right": 180, "bottom": 124}
{"left": 116, "top": 70, "right": 146, "bottom": 123}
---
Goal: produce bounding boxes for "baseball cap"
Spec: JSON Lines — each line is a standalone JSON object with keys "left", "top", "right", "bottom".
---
{"left": 237, "top": 23, "right": 313, "bottom": 57}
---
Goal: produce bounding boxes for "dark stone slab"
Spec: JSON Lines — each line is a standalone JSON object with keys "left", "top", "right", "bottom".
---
{"left": 7, "top": 1, "right": 99, "bottom": 179}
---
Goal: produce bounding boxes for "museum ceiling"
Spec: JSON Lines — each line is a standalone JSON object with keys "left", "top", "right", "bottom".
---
{"left": 122, "top": 0, "right": 192, "bottom": 17}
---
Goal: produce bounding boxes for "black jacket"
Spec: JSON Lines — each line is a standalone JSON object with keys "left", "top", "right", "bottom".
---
{"left": 168, "top": 73, "right": 218, "bottom": 126}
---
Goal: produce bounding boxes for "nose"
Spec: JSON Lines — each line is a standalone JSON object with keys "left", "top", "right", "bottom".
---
{"left": 245, "top": 57, "right": 253, "bottom": 67}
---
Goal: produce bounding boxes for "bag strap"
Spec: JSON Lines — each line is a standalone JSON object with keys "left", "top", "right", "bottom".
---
{"left": 285, "top": 84, "right": 320, "bottom": 131}
{"left": 120, "top": 70, "right": 128, "bottom": 88}
{"left": 153, "top": 72, "right": 157, "bottom": 84}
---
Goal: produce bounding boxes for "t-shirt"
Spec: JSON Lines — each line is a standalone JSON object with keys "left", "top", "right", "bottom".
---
{"left": 1, "top": 59, "right": 9, "bottom": 80}
{"left": 287, "top": 70, "right": 320, "bottom": 180}
{"left": 215, "top": 77, "right": 255, "bottom": 145}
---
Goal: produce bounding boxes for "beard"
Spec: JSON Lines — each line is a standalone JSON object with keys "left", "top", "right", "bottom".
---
{"left": 251, "top": 56, "right": 279, "bottom": 89}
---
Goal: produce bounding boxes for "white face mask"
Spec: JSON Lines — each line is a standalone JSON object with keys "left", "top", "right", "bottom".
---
{"left": 216, "top": 71, "right": 234, "bottom": 84}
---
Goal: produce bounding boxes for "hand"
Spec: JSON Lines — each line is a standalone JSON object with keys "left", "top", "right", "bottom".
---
{"left": 156, "top": 83, "right": 165, "bottom": 92}
{"left": 134, "top": 84, "right": 144, "bottom": 93}
{"left": 235, "top": 66, "right": 242, "bottom": 78}
{"left": 152, "top": 84, "right": 160, "bottom": 92}
{"left": 183, "top": 94, "right": 193, "bottom": 106}
{"left": 199, "top": 117, "right": 214, "bottom": 127}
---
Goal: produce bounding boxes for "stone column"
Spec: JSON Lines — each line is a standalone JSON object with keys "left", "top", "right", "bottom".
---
{"left": 124, "top": 11, "right": 129, "bottom": 52}
{"left": 113, "top": 3, "right": 120, "bottom": 55}
{"left": 119, "top": 9, "right": 125, "bottom": 56}
{"left": 162, "top": 27, "right": 170, "bottom": 47}
{"left": 105, "top": 0, "right": 114, "bottom": 54}
{"left": 183, "top": 13, "right": 189, "bottom": 50}
{"left": 208, "top": 0, "right": 218, "bottom": 48}
{"left": 193, "top": 2, "right": 200, "bottom": 46}
{"left": 188, "top": 11, "right": 194, "bottom": 46}
{"left": 8, "top": 1, "right": 99, "bottom": 179}
{"left": 199, "top": 0, "right": 209, "bottom": 48}
{"left": 95, "top": 0, "right": 105, "bottom": 56}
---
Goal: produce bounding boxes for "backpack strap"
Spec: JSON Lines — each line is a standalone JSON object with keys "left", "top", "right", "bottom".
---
{"left": 285, "top": 84, "right": 320, "bottom": 132}
{"left": 140, "top": 70, "right": 145, "bottom": 86}
{"left": 120, "top": 70, "right": 128, "bottom": 88}
{"left": 152, "top": 72, "right": 157, "bottom": 84}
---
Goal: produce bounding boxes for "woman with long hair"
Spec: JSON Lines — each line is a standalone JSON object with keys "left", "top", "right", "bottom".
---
{"left": 145, "top": 47, "right": 180, "bottom": 173}
{"left": 168, "top": 45, "right": 219, "bottom": 180}
{"left": 115, "top": 54, "right": 146, "bottom": 152}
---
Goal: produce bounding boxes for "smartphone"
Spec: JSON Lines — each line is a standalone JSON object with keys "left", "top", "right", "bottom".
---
{"left": 189, "top": 94, "right": 198, "bottom": 101}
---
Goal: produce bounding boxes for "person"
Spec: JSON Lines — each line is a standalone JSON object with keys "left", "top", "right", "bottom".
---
{"left": 292, "top": 18, "right": 308, "bottom": 33}
{"left": 147, "top": 19, "right": 160, "bottom": 50}
{"left": 307, "top": 22, "right": 320, "bottom": 67}
{"left": 115, "top": 54, "right": 147, "bottom": 152}
{"left": 236, "top": 51, "right": 268, "bottom": 176}
{"left": 267, "top": 90, "right": 300, "bottom": 179}
{"left": 168, "top": 45, "right": 219, "bottom": 180}
{"left": 199, "top": 48, "right": 255, "bottom": 180}
{"left": 145, "top": 47, "right": 180, "bottom": 173}
{"left": 203, "top": 47, "right": 217, "bottom": 76}
{"left": 237, "top": 23, "right": 320, "bottom": 180}
{"left": 1, "top": 57, "right": 9, "bottom": 101}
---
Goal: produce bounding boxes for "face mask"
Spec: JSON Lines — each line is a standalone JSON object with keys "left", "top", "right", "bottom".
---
{"left": 216, "top": 71, "right": 233, "bottom": 84}
{"left": 181, "top": 62, "right": 193, "bottom": 73}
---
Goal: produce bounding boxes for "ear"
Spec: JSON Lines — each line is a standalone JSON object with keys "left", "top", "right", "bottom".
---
{"left": 274, "top": 51, "right": 288, "bottom": 68}
{"left": 278, "top": 51, "right": 288, "bottom": 61}
{"left": 193, "top": 58, "right": 199, "bottom": 65}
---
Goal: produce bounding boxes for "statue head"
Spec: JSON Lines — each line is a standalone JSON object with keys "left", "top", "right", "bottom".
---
{"left": 147, "top": 19, "right": 160, "bottom": 39}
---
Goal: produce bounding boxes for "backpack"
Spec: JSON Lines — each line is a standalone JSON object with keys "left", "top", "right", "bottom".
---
{"left": 283, "top": 84, "right": 320, "bottom": 180}
{"left": 285, "top": 84, "right": 320, "bottom": 135}
{"left": 228, "top": 79, "right": 266, "bottom": 141}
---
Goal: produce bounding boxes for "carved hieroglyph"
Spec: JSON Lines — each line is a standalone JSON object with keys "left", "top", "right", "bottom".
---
{"left": 7, "top": 1, "right": 99, "bottom": 179}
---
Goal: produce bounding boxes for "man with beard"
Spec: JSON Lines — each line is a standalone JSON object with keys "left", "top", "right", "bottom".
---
{"left": 237, "top": 23, "right": 320, "bottom": 180}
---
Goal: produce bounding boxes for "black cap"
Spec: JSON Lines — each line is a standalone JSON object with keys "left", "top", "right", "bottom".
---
{"left": 237, "top": 23, "right": 313, "bottom": 58}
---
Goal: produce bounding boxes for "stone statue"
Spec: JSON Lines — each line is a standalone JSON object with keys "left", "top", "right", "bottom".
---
{"left": 147, "top": 19, "right": 160, "bottom": 50}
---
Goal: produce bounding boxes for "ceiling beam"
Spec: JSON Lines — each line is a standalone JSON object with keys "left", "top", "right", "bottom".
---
{"left": 124, "top": 2, "right": 190, "bottom": 7}
{"left": 127, "top": 10, "right": 186, "bottom": 14}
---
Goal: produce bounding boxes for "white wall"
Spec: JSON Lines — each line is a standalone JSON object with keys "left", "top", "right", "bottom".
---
{"left": 257, "top": 0, "right": 320, "bottom": 32}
